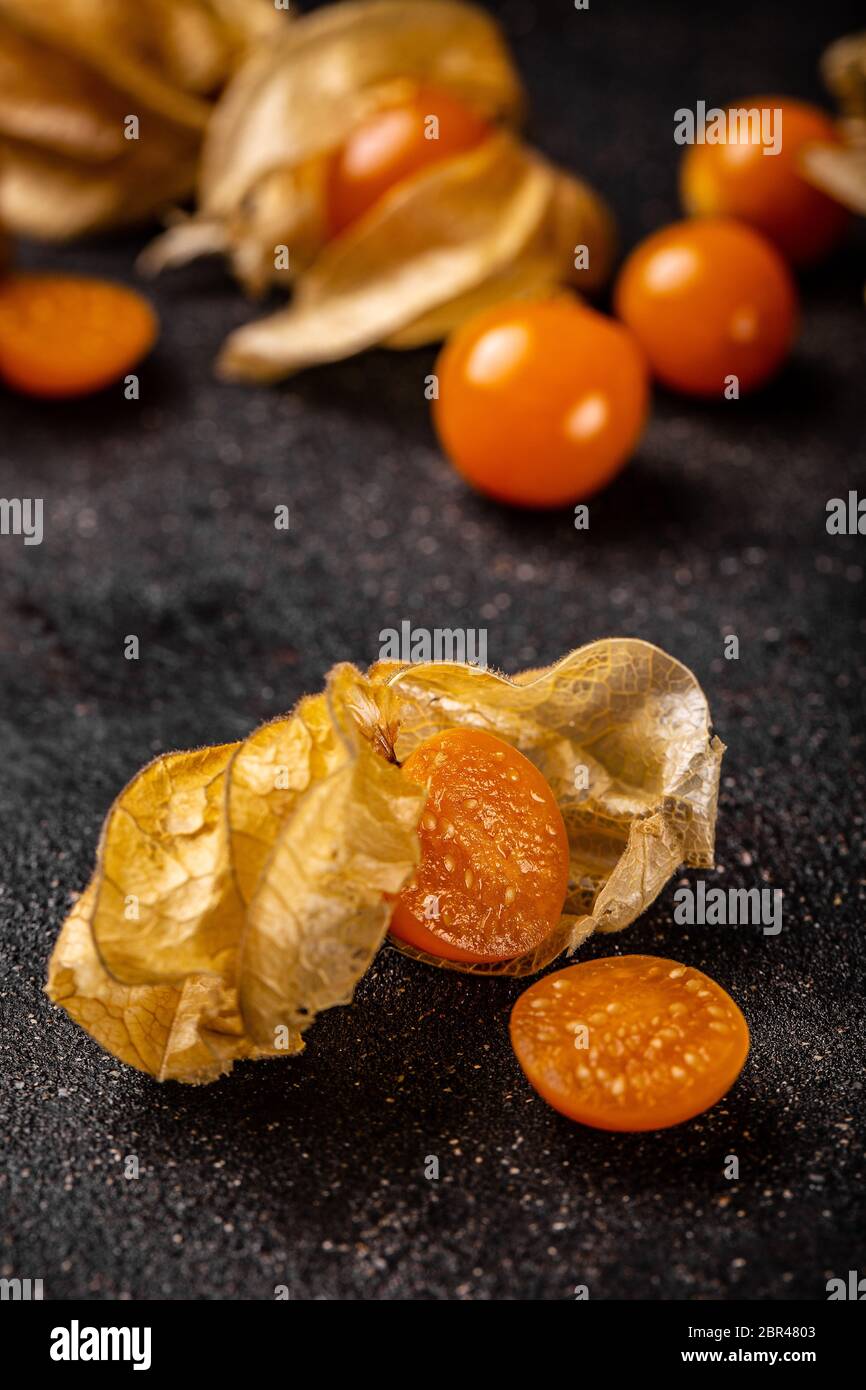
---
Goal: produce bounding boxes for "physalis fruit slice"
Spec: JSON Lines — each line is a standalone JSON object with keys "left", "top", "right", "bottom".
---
{"left": 0, "top": 274, "right": 158, "bottom": 398}
{"left": 390, "top": 728, "right": 569, "bottom": 963}
{"left": 510, "top": 954, "right": 749, "bottom": 1130}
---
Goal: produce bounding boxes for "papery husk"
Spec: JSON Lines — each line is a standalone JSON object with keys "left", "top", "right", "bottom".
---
{"left": 46, "top": 883, "right": 287, "bottom": 1085}
{"left": 141, "top": 0, "right": 526, "bottom": 289}
{"left": 820, "top": 31, "right": 866, "bottom": 119}
{"left": 46, "top": 665, "right": 426, "bottom": 1082}
{"left": 0, "top": 0, "right": 285, "bottom": 239}
{"left": 801, "top": 133, "right": 866, "bottom": 216}
{"left": 371, "top": 638, "right": 724, "bottom": 976}
{"left": 379, "top": 162, "right": 617, "bottom": 350}
{"left": 0, "top": 131, "right": 200, "bottom": 243}
{"left": 216, "top": 132, "right": 615, "bottom": 381}
{"left": 801, "top": 33, "right": 866, "bottom": 225}
{"left": 139, "top": 0, "right": 615, "bottom": 375}
{"left": 46, "top": 640, "right": 722, "bottom": 1081}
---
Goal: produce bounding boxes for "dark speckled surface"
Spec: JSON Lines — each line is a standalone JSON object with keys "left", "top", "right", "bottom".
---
{"left": 1, "top": 0, "right": 864, "bottom": 1301}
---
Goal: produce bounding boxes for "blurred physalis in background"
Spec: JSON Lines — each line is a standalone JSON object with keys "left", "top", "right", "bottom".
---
{"left": 140, "top": 0, "right": 616, "bottom": 382}
{"left": 801, "top": 31, "right": 866, "bottom": 299}
{"left": 0, "top": 0, "right": 285, "bottom": 239}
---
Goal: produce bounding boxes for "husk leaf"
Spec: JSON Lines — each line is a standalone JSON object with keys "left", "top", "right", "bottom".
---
{"left": 820, "top": 30, "right": 866, "bottom": 119}
{"left": 46, "top": 884, "right": 290, "bottom": 1085}
{"left": 801, "top": 135, "right": 866, "bottom": 216}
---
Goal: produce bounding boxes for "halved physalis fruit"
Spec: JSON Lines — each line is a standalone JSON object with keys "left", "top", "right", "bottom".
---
{"left": 510, "top": 955, "right": 749, "bottom": 1131}
{"left": 390, "top": 728, "right": 569, "bottom": 963}
{"left": 0, "top": 274, "right": 157, "bottom": 397}
{"left": 381, "top": 639, "right": 725, "bottom": 975}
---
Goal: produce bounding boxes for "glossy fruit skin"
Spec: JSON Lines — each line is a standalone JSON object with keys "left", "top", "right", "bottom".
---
{"left": 510, "top": 955, "right": 750, "bottom": 1131}
{"left": 680, "top": 97, "right": 850, "bottom": 266}
{"left": 0, "top": 274, "right": 158, "bottom": 398}
{"left": 614, "top": 217, "right": 797, "bottom": 397}
{"left": 433, "top": 297, "right": 649, "bottom": 508}
{"left": 327, "top": 83, "right": 490, "bottom": 236}
{"left": 390, "top": 728, "right": 569, "bottom": 964}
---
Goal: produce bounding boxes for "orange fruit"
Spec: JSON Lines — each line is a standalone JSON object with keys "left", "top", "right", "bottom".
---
{"left": 680, "top": 97, "right": 850, "bottom": 266}
{"left": 510, "top": 954, "right": 750, "bottom": 1130}
{"left": 391, "top": 728, "right": 569, "bottom": 963}
{"left": 327, "top": 83, "right": 489, "bottom": 235}
{"left": 614, "top": 218, "right": 797, "bottom": 396}
{"left": 0, "top": 274, "right": 158, "bottom": 399}
{"left": 433, "top": 297, "right": 649, "bottom": 508}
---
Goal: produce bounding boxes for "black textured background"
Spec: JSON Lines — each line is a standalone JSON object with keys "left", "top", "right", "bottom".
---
{"left": 1, "top": 0, "right": 864, "bottom": 1301}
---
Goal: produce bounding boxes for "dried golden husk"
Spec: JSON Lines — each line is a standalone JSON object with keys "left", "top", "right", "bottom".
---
{"left": 0, "top": 0, "right": 285, "bottom": 239}
{"left": 47, "top": 667, "right": 426, "bottom": 1083}
{"left": 801, "top": 32, "right": 866, "bottom": 221}
{"left": 216, "top": 131, "right": 614, "bottom": 380}
{"left": 140, "top": 0, "right": 615, "bottom": 380}
{"left": 143, "top": 0, "right": 526, "bottom": 282}
{"left": 46, "top": 882, "right": 285, "bottom": 1084}
{"left": 821, "top": 31, "right": 866, "bottom": 119}
{"left": 801, "top": 119, "right": 866, "bottom": 218}
{"left": 46, "top": 640, "right": 722, "bottom": 1084}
